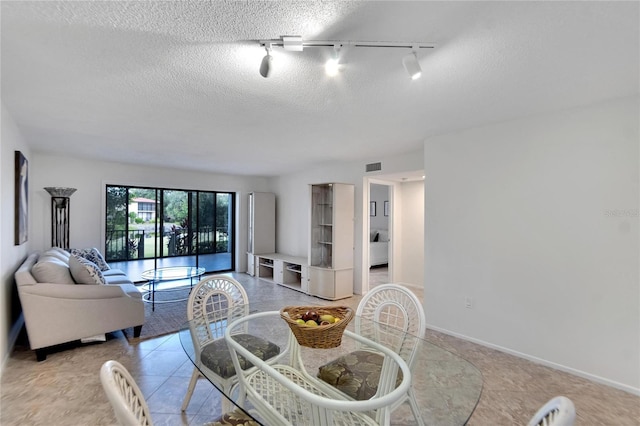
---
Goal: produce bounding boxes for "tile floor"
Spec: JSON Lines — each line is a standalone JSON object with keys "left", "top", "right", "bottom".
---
{"left": 2, "top": 271, "right": 639, "bottom": 425}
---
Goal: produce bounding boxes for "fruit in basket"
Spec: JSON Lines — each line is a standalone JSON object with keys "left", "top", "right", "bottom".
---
{"left": 305, "top": 320, "right": 319, "bottom": 327}
{"left": 295, "top": 319, "right": 306, "bottom": 325}
{"left": 302, "top": 310, "right": 319, "bottom": 322}
{"left": 319, "top": 314, "right": 336, "bottom": 324}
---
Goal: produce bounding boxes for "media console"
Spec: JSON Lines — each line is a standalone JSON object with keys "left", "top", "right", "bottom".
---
{"left": 250, "top": 253, "right": 309, "bottom": 295}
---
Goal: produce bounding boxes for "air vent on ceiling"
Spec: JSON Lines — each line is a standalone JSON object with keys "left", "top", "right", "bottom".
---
{"left": 366, "top": 162, "right": 382, "bottom": 172}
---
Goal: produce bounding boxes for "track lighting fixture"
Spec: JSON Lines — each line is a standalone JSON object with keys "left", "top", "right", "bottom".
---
{"left": 282, "top": 35, "right": 303, "bottom": 51}
{"left": 259, "top": 45, "right": 272, "bottom": 78}
{"left": 402, "top": 48, "right": 422, "bottom": 80}
{"left": 258, "top": 36, "right": 433, "bottom": 79}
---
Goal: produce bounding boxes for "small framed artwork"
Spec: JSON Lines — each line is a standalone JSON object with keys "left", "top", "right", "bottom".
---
{"left": 15, "top": 151, "right": 28, "bottom": 245}
{"left": 370, "top": 201, "right": 376, "bottom": 216}
{"left": 384, "top": 201, "right": 389, "bottom": 216}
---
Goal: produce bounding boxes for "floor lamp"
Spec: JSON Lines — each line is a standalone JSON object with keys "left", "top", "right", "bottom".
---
{"left": 44, "top": 187, "right": 77, "bottom": 250}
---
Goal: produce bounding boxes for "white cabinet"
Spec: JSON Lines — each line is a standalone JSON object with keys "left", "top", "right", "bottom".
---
{"left": 247, "top": 192, "right": 275, "bottom": 275}
{"left": 255, "top": 253, "right": 309, "bottom": 294}
{"left": 308, "top": 183, "right": 354, "bottom": 300}
{"left": 247, "top": 253, "right": 256, "bottom": 277}
{"left": 308, "top": 267, "right": 353, "bottom": 300}
{"left": 257, "top": 256, "right": 275, "bottom": 280}
{"left": 274, "top": 257, "right": 309, "bottom": 294}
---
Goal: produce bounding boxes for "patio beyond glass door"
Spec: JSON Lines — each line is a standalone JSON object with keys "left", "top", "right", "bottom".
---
{"left": 105, "top": 185, "right": 234, "bottom": 274}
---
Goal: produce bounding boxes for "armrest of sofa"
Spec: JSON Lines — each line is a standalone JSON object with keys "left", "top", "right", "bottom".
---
{"left": 18, "top": 282, "right": 144, "bottom": 351}
{"left": 20, "top": 282, "right": 141, "bottom": 300}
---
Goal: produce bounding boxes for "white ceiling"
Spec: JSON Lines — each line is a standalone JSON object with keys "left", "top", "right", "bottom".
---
{"left": 2, "top": 1, "right": 638, "bottom": 177}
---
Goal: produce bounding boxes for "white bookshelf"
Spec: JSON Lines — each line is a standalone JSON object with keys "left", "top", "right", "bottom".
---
{"left": 308, "top": 183, "right": 354, "bottom": 300}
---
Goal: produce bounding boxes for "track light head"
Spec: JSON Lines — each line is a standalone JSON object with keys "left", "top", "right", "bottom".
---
{"left": 260, "top": 46, "right": 272, "bottom": 78}
{"left": 325, "top": 44, "right": 341, "bottom": 77}
{"left": 402, "top": 51, "right": 422, "bottom": 80}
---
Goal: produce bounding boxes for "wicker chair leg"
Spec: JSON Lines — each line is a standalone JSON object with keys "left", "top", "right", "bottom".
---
{"left": 408, "top": 388, "right": 425, "bottom": 426}
{"left": 182, "top": 368, "right": 201, "bottom": 411}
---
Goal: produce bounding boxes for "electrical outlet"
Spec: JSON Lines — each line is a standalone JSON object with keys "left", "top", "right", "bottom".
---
{"left": 465, "top": 297, "right": 473, "bottom": 309}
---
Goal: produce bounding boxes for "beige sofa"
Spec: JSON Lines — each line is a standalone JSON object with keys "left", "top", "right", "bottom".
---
{"left": 14, "top": 248, "right": 144, "bottom": 361}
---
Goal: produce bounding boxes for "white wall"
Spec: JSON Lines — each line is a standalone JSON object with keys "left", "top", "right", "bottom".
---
{"left": 0, "top": 105, "right": 31, "bottom": 370}
{"left": 29, "top": 154, "right": 271, "bottom": 271}
{"left": 369, "top": 184, "right": 389, "bottom": 230}
{"left": 397, "top": 180, "right": 424, "bottom": 287}
{"left": 270, "top": 152, "right": 424, "bottom": 294}
{"left": 424, "top": 96, "right": 640, "bottom": 393}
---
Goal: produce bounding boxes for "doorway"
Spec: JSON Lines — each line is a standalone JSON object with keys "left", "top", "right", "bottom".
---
{"left": 363, "top": 171, "right": 425, "bottom": 295}
{"left": 369, "top": 183, "right": 390, "bottom": 288}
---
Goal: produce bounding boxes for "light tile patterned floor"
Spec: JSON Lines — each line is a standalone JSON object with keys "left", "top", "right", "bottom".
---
{"left": 1, "top": 271, "right": 638, "bottom": 425}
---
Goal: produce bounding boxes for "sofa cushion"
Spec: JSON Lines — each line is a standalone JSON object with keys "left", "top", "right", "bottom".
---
{"left": 104, "top": 275, "right": 134, "bottom": 285}
{"left": 69, "top": 254, "right": 107, "bottom": 285}
{"left": 31, "top": 258, "right": 74, "bottom": 284}
{"left": 49, "top": 246, "right": 70, "bottom": 256}
{"left": 42, "top": 249, "right": 70, "bottom": 264}
{"left": 70, "top": 248, "right": 110, "bottom": 271}
{"left": 102, "top": 269, "right": 128, "bottom": 277}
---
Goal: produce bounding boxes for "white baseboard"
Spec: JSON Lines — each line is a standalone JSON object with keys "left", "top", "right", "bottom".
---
{"left": 397, "top": 281, "right": 423, "bottom": 290}
{"left": 427, "top": 324, "right": 640, "bottom": 397}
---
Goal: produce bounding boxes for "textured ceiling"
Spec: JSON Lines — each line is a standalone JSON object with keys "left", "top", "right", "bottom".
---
{"left": 2, "top": 1, "right": 638, "bottom": 177}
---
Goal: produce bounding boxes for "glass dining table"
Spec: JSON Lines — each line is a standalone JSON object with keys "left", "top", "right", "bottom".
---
{"left": 179, "top": 301, "right": 483, "bottom": 425}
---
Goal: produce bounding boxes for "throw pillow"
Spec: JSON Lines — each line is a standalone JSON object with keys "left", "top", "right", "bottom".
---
{"left": 69, "top": 254, "right": 107, "bottom": 285}
{"left": 88, "top": 248, "right": 110, "bottom": 271}
{"left": 70, "top": 247, "right": 110, "bottom": 271}
{"left": 32, "top": 258, "right": 74, "bottom": 284}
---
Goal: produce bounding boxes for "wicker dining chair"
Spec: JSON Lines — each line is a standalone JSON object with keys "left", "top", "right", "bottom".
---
{"left": 317, "top": 283, "right": 427, "bottom": 425}
{"left": 527, "top": 396, "right": 576, "bottom": 426}
{"left": 181, "top": 275, "right": 281, "bottom": 412}
{"left": 100, "top": 360, "right": 153, "bottom": 426}
{"left": 100, "top": 359, "right": 259, "bottom": 426}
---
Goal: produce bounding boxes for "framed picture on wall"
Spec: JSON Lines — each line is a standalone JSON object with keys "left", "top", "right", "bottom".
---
{"left": 384, "top": 201, "right": 389, "bottom": 216}
{"left": 370, "top": 201, "right": 376, "bottom": 216}
{"left": 15, "top": 151, "right": 28, "bottom": 245}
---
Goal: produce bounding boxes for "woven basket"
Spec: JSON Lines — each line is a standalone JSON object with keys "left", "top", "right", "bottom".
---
{"left": 280, "top": 305, "right": 354, "bottom": 349}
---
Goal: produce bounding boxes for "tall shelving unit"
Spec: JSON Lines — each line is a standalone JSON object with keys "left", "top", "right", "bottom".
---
{"left": 308, "top": 183, "right": 354, "bottom": 300}
{"left": 246, "top": 192, "right": 275, "bottom": 276}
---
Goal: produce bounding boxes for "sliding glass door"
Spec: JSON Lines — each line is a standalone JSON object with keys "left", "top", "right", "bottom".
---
{"left": 105, "top": 185, "right": 234, "bottom": 272}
